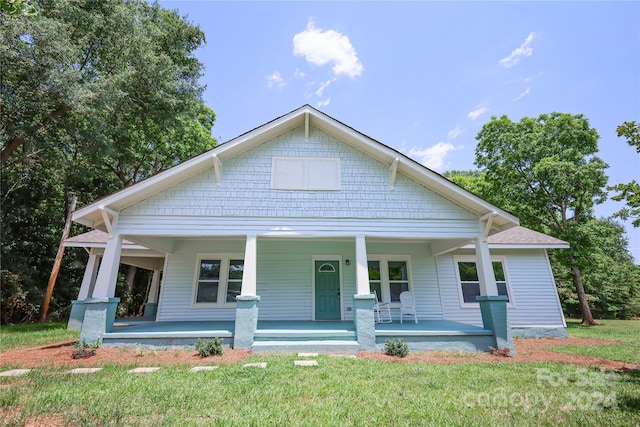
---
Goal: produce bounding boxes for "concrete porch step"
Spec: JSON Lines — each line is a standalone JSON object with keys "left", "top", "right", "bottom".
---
{"left": 252, "top": 340, "right": 360, "bottom": 354}
{"left": 254, "top": 329, "right": 356, "bottom": 341}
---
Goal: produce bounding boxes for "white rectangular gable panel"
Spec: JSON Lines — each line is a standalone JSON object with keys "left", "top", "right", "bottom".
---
{"left": 271, "top": 157, "right": 340, "bottom": 191}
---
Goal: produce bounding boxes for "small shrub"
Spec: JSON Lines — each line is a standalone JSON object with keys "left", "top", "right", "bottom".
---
{"left": 384, "top": 338, "right": 409, "bottom": 358}
{"left": 488, "top": 346, "right": 511, "bottom": 357}
{"left": 71, "top": 342, "right": 97, "bottom": 359}
{"left": 195, "top": 338, "right": 223, "bottom": 357}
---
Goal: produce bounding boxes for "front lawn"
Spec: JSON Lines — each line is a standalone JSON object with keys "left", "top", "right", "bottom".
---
{"left": 0, "top": 323, "right": 78, "bottom": 352}
{"left": 551, "top": 319, "right": 640, "bottom": 364}
{"left": 1, "top": 357, "right": 638, "bottom": 426}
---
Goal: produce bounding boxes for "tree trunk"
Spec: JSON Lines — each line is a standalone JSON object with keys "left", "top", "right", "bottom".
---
{"left": 570, "top": 265, "right": 596, "bottom": 326}
{"left": 39, "top": 195, "right": 77, "bottom": 322}
{"left": 122, "top": 265, "right": 137, "bottom": 317}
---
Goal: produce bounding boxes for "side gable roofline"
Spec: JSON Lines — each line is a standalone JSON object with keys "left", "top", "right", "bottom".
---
{"left": 73, "top": 105, "right": 519, "bottom": 230}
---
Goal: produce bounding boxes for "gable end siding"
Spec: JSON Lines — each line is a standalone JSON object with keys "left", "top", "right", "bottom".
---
{"left": 123, "top": 126, "right": 477, "bottom": 221}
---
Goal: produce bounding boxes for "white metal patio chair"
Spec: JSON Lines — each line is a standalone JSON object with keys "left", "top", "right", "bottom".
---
{"left": 373, "top": 291, "right": 392, "bottom": 323}
{"left": 399, "top": 291, "right": 418, "bottom": 324}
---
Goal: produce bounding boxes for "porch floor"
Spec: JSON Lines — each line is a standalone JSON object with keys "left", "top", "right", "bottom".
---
{"left": 108, "top": 319, "right": 492, "bottom": 337}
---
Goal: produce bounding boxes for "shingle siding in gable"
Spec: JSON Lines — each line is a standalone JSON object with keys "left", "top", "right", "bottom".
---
{"left": 123, "top": 125, "right": 476, "bottom": 220}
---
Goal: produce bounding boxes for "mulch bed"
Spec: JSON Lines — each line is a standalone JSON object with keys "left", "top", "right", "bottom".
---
{"left": 1, "top": 336, "right": 636, "bottom": 371}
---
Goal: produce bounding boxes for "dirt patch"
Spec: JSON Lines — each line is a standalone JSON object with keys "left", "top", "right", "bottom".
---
{"left": 0, "top": 337, "right": 636, "bottom": 371}
{"left": 360, "top": 337, "right": 638, "bottom": 372}
{"left": 0, "top": 343, "right": 251, "bottom": 368}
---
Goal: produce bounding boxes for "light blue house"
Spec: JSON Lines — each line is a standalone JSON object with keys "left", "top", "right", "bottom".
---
{"left": 68, "top": 105, "right": 568, "bottom": 354}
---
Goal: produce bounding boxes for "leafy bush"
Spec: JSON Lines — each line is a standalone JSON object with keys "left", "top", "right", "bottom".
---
{"left": 384, "top": 338, "right": 409, "bottom": 358}
{"left": 71, "top": 342, "right": 98, "bottom": 359}
{"left": 195, "top": 338, "right": 223, "bottom": 357}
{"left": 488, "top": 346, "right": 511, "bottom": 357}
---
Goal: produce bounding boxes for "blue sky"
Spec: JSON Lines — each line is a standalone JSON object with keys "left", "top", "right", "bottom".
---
{"left": 161, "top": 0, "right": 639, "bottom": 261}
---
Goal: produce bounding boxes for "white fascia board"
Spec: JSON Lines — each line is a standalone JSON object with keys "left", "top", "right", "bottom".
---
{"left": 460, "top": 243, "right": 571, "bottom": 250}
{"left": 72, "top": 149, "right": 219, "bottom": 228}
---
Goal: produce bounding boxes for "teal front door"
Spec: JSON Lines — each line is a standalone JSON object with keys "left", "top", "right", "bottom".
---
{"left": 315, "top": 261, "right": 341, "bottom": 320}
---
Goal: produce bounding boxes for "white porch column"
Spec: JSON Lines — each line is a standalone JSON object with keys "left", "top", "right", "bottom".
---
{"left": 77, "top": 253, "right": 100, "bottom": 300}
{"left": 91, "top": 234, "right": 123, "bottom": 298}
{"left": 240, "top": 234, "right": 257, "bottom": 296}
{"left": 475, "top": 236, "right": 498, "bottom": 295}
{"left": 355, "top": 234, "right": 370, "bottom": 295}
{"left": 147, "top": 270, "right": 161, "bottom": 304}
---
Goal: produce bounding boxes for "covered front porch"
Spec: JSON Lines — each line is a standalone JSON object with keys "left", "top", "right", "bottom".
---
{"left": 101, "top": 318, "right": 496, "bottom": 354}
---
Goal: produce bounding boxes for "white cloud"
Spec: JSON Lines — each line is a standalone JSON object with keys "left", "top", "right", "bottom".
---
{"left": 499, "top": 32, "right": 538, "bottom": 68}
{"left": 468, "top": 106, "right": 488, "bottom": 121}
{"left": 293, "top": 19, "right": 364, "bottom": 78}
{"left": 293, "top": 68, "right": 306, "bottom": 79}
{"left": 408, "top": 142, "right": 462, "bottom": 172}
{"left": 266, "top": 71, "right": 285, "bottom": 88}
{"left": 316, "top": 97, "right": 331, "bottom": 107}
{"left": 514, "top": 87, "right": 531, "bottom": 100}
{"left": 315, "top": 78, "right": 337, "bottom": 97}
{"left": 448, "top": 125, "right": 462, "bottom": 140}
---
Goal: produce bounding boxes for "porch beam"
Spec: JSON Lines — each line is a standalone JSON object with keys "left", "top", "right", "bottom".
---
{"left": 389, "top": 158, "right": 399, "bottom": 190}
{"left": 431, "top": 239, "right": 470, "bottom": 257}
{"left": 240, "top": 234, "right": 257, "bottom": 296}
{"left": 475, "top": 236, "right": 498, "bottom": 295}
{"left": 91, "top": 233, "right": 123, "bottom": 298}
{"left": 355, "top": 235, "right": 370, "bottom": 295}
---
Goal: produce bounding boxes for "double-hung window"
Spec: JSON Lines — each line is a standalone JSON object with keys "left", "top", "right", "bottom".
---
{"left": 194, "top": 254, "right": 244, "bottom": 306}
{"left": 454, "top": 257, "right": 512, "bottom": 307}
{"left": 368, "top": 256, "right": 411, "bottom": 304}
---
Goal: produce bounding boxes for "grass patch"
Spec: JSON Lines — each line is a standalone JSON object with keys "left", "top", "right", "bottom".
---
{"left": 0, "top": 323, "right": 78, "bottom": 352}
{"left": 0, "top": 357, "right": 638, "bottom": 426}
{"left": 550, "top": 319, "right": 640, "bottom": 364}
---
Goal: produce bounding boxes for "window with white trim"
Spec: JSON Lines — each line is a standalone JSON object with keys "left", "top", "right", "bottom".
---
{"left": 368, "top": 257, "right": 411, "bottom": 304}
{"left": 454, "top": 257, "right": 511, "bottom": 306}
{"left": 194, "top": 254, "right": 244, "bottom": 306}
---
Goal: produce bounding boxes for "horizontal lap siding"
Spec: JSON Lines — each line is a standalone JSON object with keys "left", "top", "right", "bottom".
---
{"left": 257, "top": 240, "right": 355, "bottom": 321}
{"left": 367, "top": 241, "right": 443, "bottom": 320}
{"left": 438, "top": 249, "right": 565, "bottom": 327}
{"left": 498, "top": 249, "right": 565, "bottom": 326}
{"left": 157, "top": 239, "right": 245, "bottom": 321}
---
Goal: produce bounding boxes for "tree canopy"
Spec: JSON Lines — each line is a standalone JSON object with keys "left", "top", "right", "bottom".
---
{"left": 1, "top": 0, "right": 217, "bottom": 323}
{"left": 609, "top": 121, "right": 640, "bottom": 227}
{"left": 474, "top": 112, "right": 609, "bottom": 325}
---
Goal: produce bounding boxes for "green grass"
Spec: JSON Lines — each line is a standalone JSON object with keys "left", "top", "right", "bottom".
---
{"left": 1, "top": 357, "right": 638, "bottom": 426}
{"left": 0, "top": 323, "right": 79, "bottom": 352}
{"left": 1, "top": 319, "right": 639, "bottom": 426}
{"left": 550, "top": 319, "right": 640, "bottom": 364}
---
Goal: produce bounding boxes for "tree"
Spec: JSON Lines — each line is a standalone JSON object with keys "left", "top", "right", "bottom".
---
{"left": 609, "top": 121, "right": 640, "bottom": 227}
{"left": 443, "top": 170, "right": 492, "bottom": 201}
{"left": 1, "top": 0, "right": 215, "bottom": 166}
{"left": 474, "top": 112, "right": 608, "bottom": 325}
{"left": 0, "top": 0, "right": 36, "bottom": 15}
{"left": 552, "top": 218, "right": 640, "bottom": 319}
{"left": 1, "top": 0, "right": 217, "bottom": 323}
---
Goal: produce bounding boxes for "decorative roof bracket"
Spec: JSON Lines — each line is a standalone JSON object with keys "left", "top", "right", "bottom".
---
{"left": 389, "top": 158, "right": 399, "bottom": 190}
{"left": 99, "top": 206, "right": 119, "bottom": 236}
{"left": 212, "top": 154, "right": 222, "bottom": 186}
{"left": 304, "top": 112, "right": 310, "bottom": 142}
{"left": 480, "top": 211, "right": 497, "bottom": 237}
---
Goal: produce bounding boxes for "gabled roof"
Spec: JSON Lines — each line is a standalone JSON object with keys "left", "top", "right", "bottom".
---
{"left": 72, "top": 105, "right": 519, "bottom": 231}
